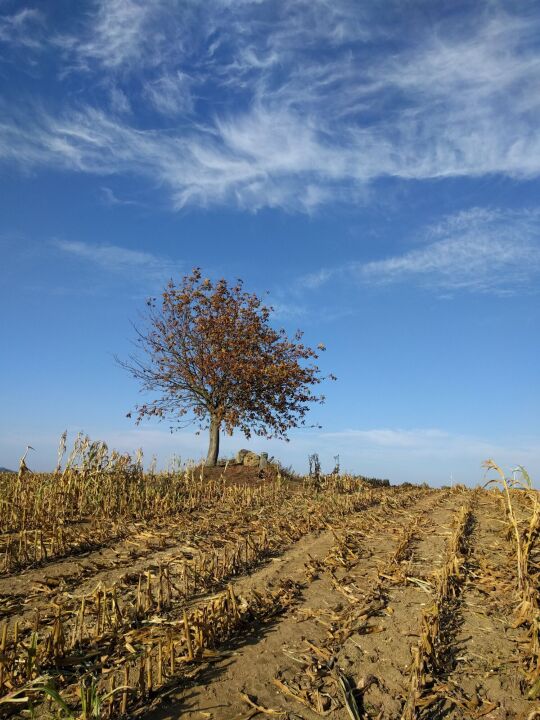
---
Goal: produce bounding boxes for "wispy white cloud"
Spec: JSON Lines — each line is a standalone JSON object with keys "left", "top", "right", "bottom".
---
{"left": 299, "top": 207, "right": 540, "bottom": 295}
{"left": 4, "top": 424, "right": 537, "bottom": 486}
{"left": 318, "top": 426, "right": 522, "bottom": 464}
{"left": 268, "top": 301, "right": 307, "bottom": 321}
{"left": 144, "top": 72, "right": 194, "bottom": 117}
{"left": 315, "top": 426, "right": 540, "bottom": 485}
{"left": 108, "top": 86, "right": 131, "bottom": 115}
{"left": 2, "top": 3, "right": 540, "bottom": 210}
{"left": 299, "top": 268, "right": 335, "bottom": 290}
{"left": 0, "top": 105, "right": 333, "bottom": 212}
{"left": 100, "top": 186, "right": 138, "bottom": 206}
{"left": 0, "top": 7, "right": 44, "bottom": 49}
{"left": 322, "top": 428, "right": 450, "bottom": 449}
{"left": 52, "top": 239, "right": 181, "bottom": 282}
{"left": 361, "top": 241, "right": 540, "bottom": 295}
{"left": 76, "top": 0, "right": 156, "bottom": 69}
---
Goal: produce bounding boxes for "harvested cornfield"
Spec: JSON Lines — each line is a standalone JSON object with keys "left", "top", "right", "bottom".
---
{"left": 0, "top": 449, "right": 538, "bottom": 719}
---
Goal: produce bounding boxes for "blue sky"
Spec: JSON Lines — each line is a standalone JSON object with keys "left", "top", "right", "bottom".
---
{"left": 1, "top": 0, "right": 539, "bottom": 485}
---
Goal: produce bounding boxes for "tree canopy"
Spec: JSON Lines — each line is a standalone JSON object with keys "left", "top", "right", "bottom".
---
{"left": 119, "top": 268, "right": 332, "bottom": 466}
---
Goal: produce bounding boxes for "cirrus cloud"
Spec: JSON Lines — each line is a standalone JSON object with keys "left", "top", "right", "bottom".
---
{"left": 300, "top": 208, "right": 540, "bottom": 295}
{"left": 1, "top": 2, "right": 540, "bottom": 211}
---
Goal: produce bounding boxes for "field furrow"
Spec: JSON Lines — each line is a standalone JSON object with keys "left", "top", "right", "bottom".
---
{"left": 1, "top": 469, "right": 537, "bottom": 720}
{"left": 1, "top": 478, "right": 432, "bottom": 718}
{"left": 140, "top": 490, "right": 452, "bottom": 720}
{"left": 441, "top": 492, "right": 535, "bottom": 719}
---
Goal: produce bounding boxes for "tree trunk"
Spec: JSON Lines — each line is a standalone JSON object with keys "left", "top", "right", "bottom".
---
{"left": 205, "top": 416, "right": 220, "bottom": 467}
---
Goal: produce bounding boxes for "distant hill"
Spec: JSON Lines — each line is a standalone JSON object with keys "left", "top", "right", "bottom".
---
{"left": 0, "top": 467, "right": 15, "bottom": 473}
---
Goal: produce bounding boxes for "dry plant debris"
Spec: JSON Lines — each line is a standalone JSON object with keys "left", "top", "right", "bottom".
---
{"left": 1, "top": 446, "right": 538, "bottom": 720}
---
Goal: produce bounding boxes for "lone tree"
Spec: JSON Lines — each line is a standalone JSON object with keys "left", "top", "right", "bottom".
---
{"left": 119, "top": 269, "right": 332, "bottom": 467}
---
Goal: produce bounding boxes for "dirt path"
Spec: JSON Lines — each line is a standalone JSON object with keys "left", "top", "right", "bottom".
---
{"left": 143, "top": 490, "right": 451, "bottom": 720}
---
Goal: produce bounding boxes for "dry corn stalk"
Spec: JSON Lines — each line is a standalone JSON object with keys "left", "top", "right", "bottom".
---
{"left": 401, "top": 498, "right": 476, "bottom": 720}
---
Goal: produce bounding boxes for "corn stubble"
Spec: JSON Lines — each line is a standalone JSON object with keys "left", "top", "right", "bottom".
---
{"left": 401, "top": 496, "right": 476, "bottom": 720}
{"left": 1, "top": 439, "right": 538, "bottom": 719}
{"left": 272, "top": 490, "right": 442, "bottom": 717}
{"left": 0, "top": 434, "right": 399, "bottom": 718}
{"left": 482, "top": 461, "right": 540, "bottom": 701}
{"left": 401, "top": 462, "right": 539, "bottom": 718}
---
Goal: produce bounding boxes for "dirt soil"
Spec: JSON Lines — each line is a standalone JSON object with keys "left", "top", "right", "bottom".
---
{"left": 140, "top": 489, "right": 538, "bottom": 720}
{"left": 1, "top": 485, "right": 538, "bottom": 720}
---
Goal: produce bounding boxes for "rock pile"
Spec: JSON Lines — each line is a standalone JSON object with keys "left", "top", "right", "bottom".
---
{"left": 235, "top": 449, "right": 269, "bottom": 469}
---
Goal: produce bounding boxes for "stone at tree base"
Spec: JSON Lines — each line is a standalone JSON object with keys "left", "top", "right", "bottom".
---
{"left": 235, "top": 449, "right": 249, "bottom": 464}
{"left": 242, "top": 451, "right": 260, "bottom": 467}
